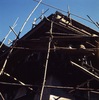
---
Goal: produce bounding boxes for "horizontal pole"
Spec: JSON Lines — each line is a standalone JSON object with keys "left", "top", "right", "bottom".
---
{"left": 0, "top": 81, "right": 98, "bottom": 91}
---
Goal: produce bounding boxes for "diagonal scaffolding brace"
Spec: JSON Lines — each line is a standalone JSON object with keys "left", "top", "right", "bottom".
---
{"left": 70, "top": 61, "right": 99, "bottom": 81}
{"left": 4, "top": 72, "right": 33, "bottom": 91}
{"left": 0, "top": 17, "right": 19, "bottom": 48}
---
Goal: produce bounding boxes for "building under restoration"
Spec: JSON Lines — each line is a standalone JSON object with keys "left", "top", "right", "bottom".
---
{"left": 0, "top": 11, "right": 99, "bottom": 100}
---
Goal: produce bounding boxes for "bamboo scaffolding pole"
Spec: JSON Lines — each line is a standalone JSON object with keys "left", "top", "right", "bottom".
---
{"left": 70, "top": 61, "right": 99, "bottom": 81}
{"left": 0, "top": 81, "right": 99, "bottom": 92}
{"left": 9, "top": 46, "right": 98, "bottom": 52}
{"left": 0, "top": 0, "right": 43, "bottom": 76}
{"left": 0, "top": 17, "right": 19, "bottom": 48}
{"left": 69, "top": 78, "right": 94, "bottom": 93}
{"left": 0, "top": 92, "right": 5, "bottom": 100}
{"left": 32, "top": 8, "right": 49, "bottom": 26}
{"left": 33, "top": 0, "right": 93, "bottom": 23}
{"left": 91, "top": 91, "right": 99, "bottom": 94}
{"left": 52, "top": 19, "right": 92, "bottom": 36}
{"left": 4, "top": 72, "right": 33, "bottom": 91}
{"left": 9, "top": 26, "right": 18, "bottom": 37}
{"left": 40, "top": 21, "right": 53, "bottom": 100}
{"left": 0, "top": 48, "right": 14, "bottom": 75}
{"left": 87, "top": 81, "right": 90, "bottom": 100}
{"left": 18, "top": 0, "right": 42, "bottom": 37}
{"left": 87, "top": 15, "right": 99, "bottom": 29}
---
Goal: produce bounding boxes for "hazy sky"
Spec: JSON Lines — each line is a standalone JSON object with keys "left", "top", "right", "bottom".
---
{"left": 0, "top": 0, "right": 99, "bottom": 45}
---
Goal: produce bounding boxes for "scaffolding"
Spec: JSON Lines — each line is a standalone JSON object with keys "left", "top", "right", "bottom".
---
{"left": 0, "top": 11, "right": 99, "bottom": 100}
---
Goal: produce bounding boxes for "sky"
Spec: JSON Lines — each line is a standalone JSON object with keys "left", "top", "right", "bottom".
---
{"left": 0, "top": 0, "right": 99, "bottom": 45}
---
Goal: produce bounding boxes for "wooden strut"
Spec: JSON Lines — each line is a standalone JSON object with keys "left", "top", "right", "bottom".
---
{"left": 40, "top": 21, "right": 53, "bottom": 100}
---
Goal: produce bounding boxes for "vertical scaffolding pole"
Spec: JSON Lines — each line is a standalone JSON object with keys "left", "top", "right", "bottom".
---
{"left": 40, "top": 21, "right": 53, "bottom": 100}
{"left": 87, "top": 81, "right": 90, "bottom": 100}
